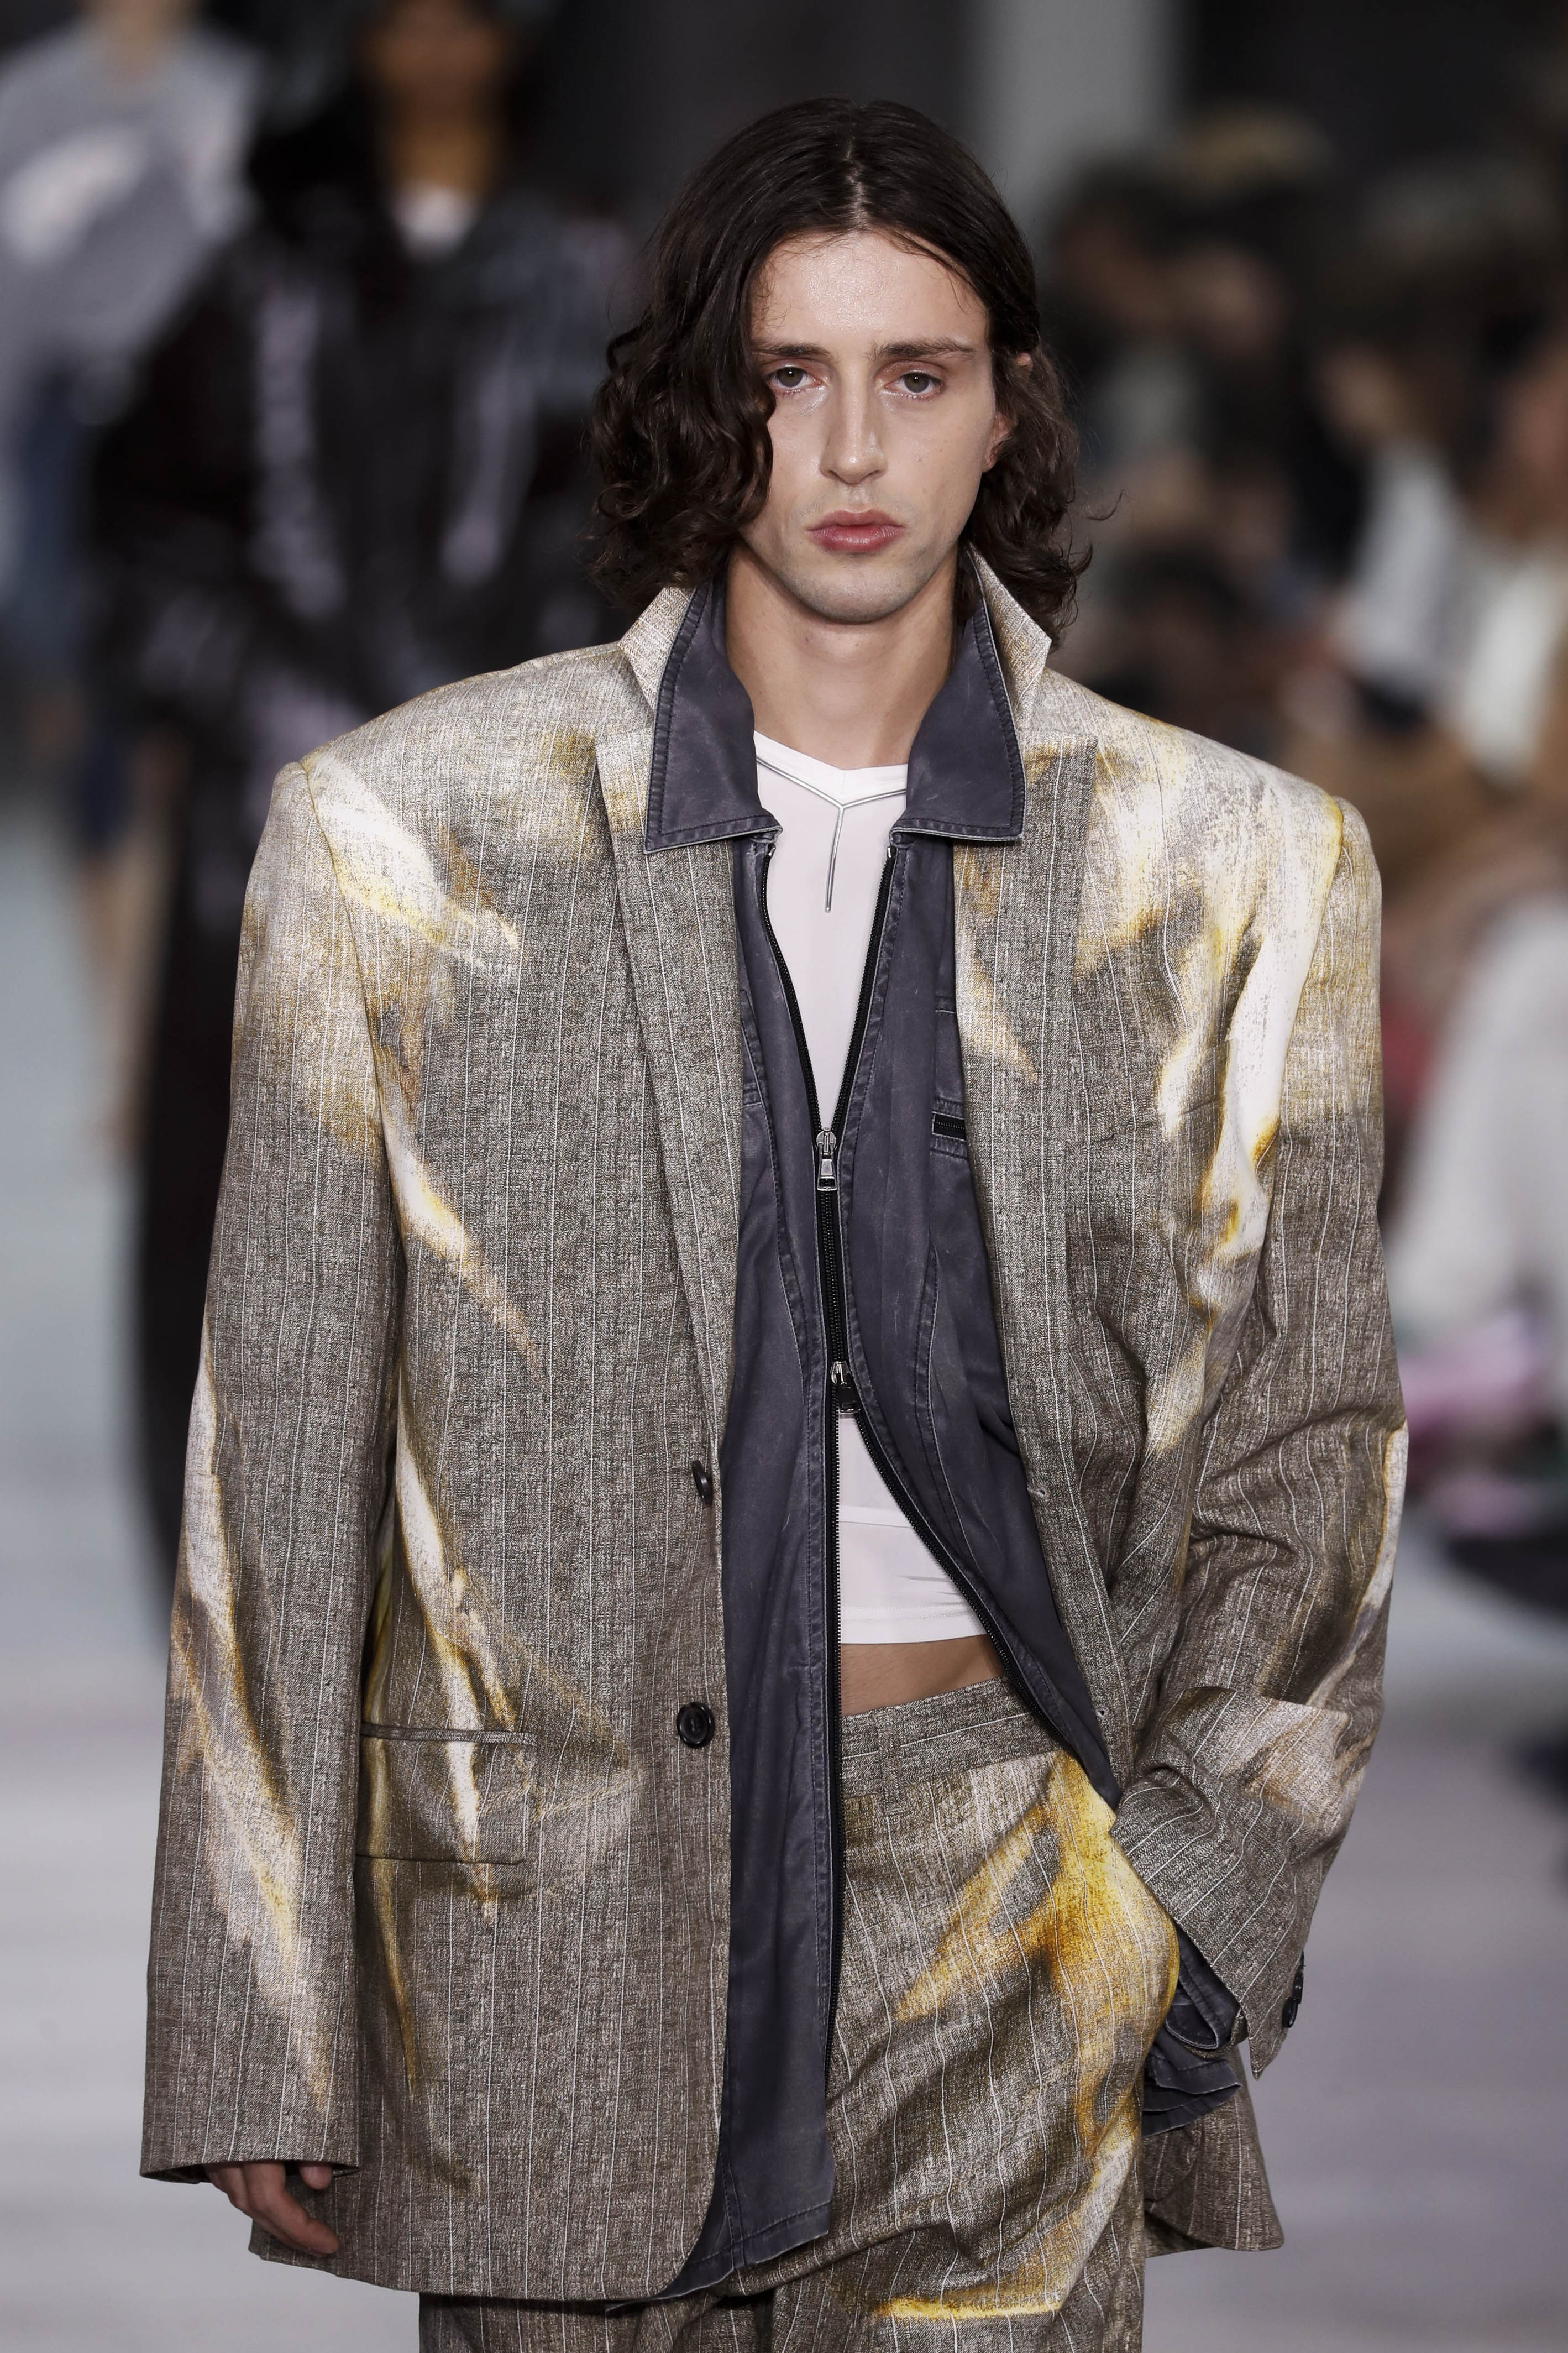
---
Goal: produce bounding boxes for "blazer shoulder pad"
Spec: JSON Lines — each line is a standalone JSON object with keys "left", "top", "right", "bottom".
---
{"left": 300, "top": 642, "right": 643, "bottom": 832}
{"left": 1026, "top": 671, "right": 1347, "bottom": 898}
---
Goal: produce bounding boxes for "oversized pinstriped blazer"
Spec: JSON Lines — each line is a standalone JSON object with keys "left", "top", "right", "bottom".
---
{"left": 142, "top": 560, "right": 1404, "bottom": 2296}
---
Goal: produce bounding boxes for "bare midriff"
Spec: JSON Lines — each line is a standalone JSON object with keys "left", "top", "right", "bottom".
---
{"left": 839, "top": 1633, "right": 1004, "bottom": 1715}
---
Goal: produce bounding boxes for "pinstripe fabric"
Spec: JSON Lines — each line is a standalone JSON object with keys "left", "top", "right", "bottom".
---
{"left": 957, "top": 645, "right": 1401, "bottom": 2080}
{"left": 144, "top": 644, "right": 738, "bottom": 2296}
{"left": 422, "top": 1681, "right": 1172, "bottom": 2351}
{"left": 142, "top": 562, "right": 1402, "bottom": 2302}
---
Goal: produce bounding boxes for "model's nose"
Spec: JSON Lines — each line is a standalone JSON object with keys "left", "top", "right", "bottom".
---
{"left": 822, "top": 390, "right": 885, "bottom": 486}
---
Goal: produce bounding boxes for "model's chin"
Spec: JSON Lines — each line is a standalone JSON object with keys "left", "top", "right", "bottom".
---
{"left": 779, "top": 556, "right": 949, "bottom": 627}
{"left": 741, "top": 536, "right": 955, "bottom": 628}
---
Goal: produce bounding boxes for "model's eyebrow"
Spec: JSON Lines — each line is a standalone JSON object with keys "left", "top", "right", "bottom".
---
{"left": 875, "top": 338, "right": 980, "bottom": 362}
{"left": 751, "top": 338, "right": 983, "bottom": 364}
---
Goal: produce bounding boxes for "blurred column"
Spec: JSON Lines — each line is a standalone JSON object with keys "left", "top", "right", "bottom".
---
{"left": 1189, "top": 0, "right": 1546, "bottom": 179}
{"left": 542, "top": 0, "right": 964, "bottom": 223}
{"left": 966, "top": 0, "right": 1176, "bottom": 227}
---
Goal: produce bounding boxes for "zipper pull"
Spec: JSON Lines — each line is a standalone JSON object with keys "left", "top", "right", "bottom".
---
{"left": 830, "top": 1359, "right": 858, "bottom": 1410}
{"left": 816, "top": 1128, "right": 838, "bottom": 1190}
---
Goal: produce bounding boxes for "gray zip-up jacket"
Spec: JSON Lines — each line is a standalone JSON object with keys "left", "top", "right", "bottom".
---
{"left": 651, "top": 573, "right": 1241, "bottom": 2287}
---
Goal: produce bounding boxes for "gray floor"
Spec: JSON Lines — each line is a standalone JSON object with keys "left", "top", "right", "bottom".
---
{"left": 2, "top": 796, "right": 1566, "bottom": 2350}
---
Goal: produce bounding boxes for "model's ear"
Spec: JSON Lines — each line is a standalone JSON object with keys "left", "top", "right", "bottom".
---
{"left": 983, "top": 352, "right": 1030, "bottom": 470}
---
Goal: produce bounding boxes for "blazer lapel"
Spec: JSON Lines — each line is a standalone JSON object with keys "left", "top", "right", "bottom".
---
{"left": 596, "top": 600, "right": 745, "bottom": 1454}
{"left": 958, "top": 584, "right": 1136, "bottom": 1779}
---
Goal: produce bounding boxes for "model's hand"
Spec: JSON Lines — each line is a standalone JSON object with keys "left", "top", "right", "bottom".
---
{"left": 205, "top": 2161, "right": 340, "bottom": 2255}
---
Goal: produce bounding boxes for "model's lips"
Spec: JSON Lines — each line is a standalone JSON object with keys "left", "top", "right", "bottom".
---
{"left": 807, "top": 510, "right": 906, "bottom": 555}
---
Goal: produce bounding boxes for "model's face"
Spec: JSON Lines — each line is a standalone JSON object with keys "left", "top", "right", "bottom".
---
{"left": 362, "top": 0, "right": 514, "bottom": 123}
{"left": 739, "top": 230, "right": 1014, "bottom": 626}
{"left": 88, "top": 0, "right": 198, "bottom": 43}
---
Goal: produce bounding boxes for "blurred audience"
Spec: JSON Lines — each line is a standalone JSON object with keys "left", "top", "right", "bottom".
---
{"left": 0, "top": 0, "right": 258, "bottom": 1106}
{"left": 92, "top": 0, "right": 620, "bottom": 1570}
{"left": 1317, "top": 304, "right": 1470, "bottom": 728}
{"left": 1041, "top": 90, "right": 1568, "bottom": 1605}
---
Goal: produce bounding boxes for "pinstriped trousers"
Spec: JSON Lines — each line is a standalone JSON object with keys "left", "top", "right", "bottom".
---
{"left": 421, "top": 1679, "right": 1178, "bottom": 2352}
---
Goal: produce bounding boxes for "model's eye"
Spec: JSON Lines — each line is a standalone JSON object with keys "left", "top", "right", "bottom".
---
{"left": 770, "top": 366, "right": 810, "bottom": 390}
{"left": 896, "top": 370, "right": 940, "bottom": 395}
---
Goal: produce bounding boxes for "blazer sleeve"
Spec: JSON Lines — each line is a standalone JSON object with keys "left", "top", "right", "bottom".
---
{"left": 1111, "top": 800, "right": 1407, "bottom": 2074}
{"left": 142, "top": 761, "right": 400, "bottom": 2179}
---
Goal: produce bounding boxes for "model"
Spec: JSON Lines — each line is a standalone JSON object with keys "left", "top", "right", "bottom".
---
{"left": 143, "top": 97, "right": 1405, "bottom": 2352}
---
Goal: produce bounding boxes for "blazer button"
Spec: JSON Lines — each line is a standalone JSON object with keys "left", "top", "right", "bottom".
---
{"left": 690, "top": 1460, "right": 714, "bottom": 1505}
{"left": 676, "top": 1701, "right": 715, "bottom": 1749}
{"left": 1281, "top": 1955, "right": 1305, "bottom": 2032}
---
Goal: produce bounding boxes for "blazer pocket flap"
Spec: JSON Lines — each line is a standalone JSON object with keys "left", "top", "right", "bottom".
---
{"left": 357, "top": 1727, "right": 539, "bottom": 1865}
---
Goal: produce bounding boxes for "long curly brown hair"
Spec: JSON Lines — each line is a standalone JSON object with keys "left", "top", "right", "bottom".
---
{"left": 590, "top": 99, "right": 1083, "bottom": 631}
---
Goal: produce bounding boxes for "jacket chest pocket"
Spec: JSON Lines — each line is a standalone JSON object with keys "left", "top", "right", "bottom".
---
{"left": 357, "top": 1727, "right": 540, "bottom": 1866}
{"left": 930, "top": 1001, "right": 973, "bottom": 1159}
{"left": 932, "top": 998, "right": 967, "bottom": 1124}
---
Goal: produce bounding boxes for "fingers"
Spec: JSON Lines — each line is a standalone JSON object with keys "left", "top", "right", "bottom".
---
{"left": 249, "top": 2165, "right": 341, "bottom": 2256}
{"left": 204, "top": 2160, "right": 342, "bottom": 2256}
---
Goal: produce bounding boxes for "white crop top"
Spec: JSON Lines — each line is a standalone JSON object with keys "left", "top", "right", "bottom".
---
{"left": 753, "top": 732, "right": 988, "bottom": 1646}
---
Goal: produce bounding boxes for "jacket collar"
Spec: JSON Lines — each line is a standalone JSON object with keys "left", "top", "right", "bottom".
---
{"left": 634, "top": 562, "right": 1037, "bottom": 854}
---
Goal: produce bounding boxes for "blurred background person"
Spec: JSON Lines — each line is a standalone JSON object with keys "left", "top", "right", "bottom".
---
{"left": 0, "top": 0, "right": 257, "bottom": 1110}
{"left": 1385, "top": 879, "right": 1568, "bottom": 1603}
{"left": 1040, "top": 161, "right": 1195, "bottom": 498}
{"left": 1161, "top": 105, "right": 1361, "bottom": 602}
{"left": 1373, "top": 345, "right": 1568, "bottom": 1593}
{"left": 93, "top": 0, "right": 620, "bottom": 1572}
{"left": 1048, "top": 104, "right": 1361, "bottom": 744}
{"left": 1316, "top": 290, "right": 1472, "bottom": 736}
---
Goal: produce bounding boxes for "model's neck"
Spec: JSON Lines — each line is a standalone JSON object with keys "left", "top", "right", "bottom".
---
{"left": 382, "top": 114, "right": 506, "bottom": 203}
{"left": 725, "top": 542, "right": 960, "bottom": 770}
{"left": 91, "top": 15, "right": 182, "bottom": 81}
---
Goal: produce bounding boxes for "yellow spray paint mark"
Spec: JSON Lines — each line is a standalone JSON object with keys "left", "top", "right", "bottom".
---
{"left": 172, "top": 1335, "right": 322, "bottom": 2093}
{"left": 882, "top": 1753, "right": 1177, "bottom": 2323}
{"left": 381, "top": 1089, "right": 536, "bottom": 1363}
{"left": 307, "top": 751, "right": 521, "bottom": 967}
